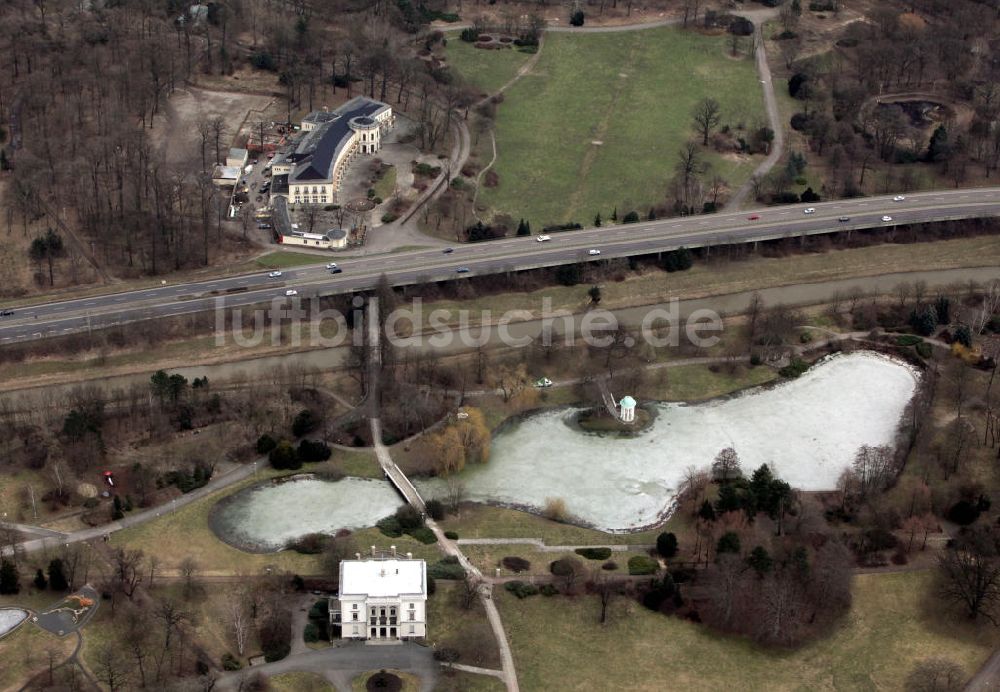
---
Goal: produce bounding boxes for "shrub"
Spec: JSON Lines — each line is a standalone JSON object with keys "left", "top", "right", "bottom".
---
{"left": 425, "top": 499, "right": 445, "bottom": 520}
{"left": 502, "top": 556, "right": 531, "bottom": 573}
{"left": 628, "top": 555, "right": 659, "bottom": 575}
{"left": 916, "top": 342, "right": 933, "bottom": 358}
{"left": 460, "top": 27, "right": 478, "bottom": 42}
{"left": 268, "top": 441, "right": 300, "bottom": 470}
{"left": 427, "top": 559, "right": 465, "bottom": 580}
{"left": 308, "top": 599, "right": 329, "bottom": 620}
{"left": 221, "top": 653, "right": 242, "bottom": 671}
{"left": 505, "top": 581, "right": 539, "bottom": 598}
{"left": 297, "top": 439, "right": 331, "bottom": 463}
{"left": 656, "top": 532, "right": 678, "bottom": 558}
{"left": 602, "top": 560, "right": 618, "bottom": 571}
{"left": 83, "top": 497, "right": 99, "bottom": 509}
{"left": 779, "top": 358, "right": 810, "bottom": 378}
{"left": 376, "top": 516, "right": 403, "bottom": 537}
{"left": 381, "top": 213, "right": 399, "bottom": 223}
{"left": 622, "top": 211, "right": 640, "bottom": 224}
{"left": 407, "top": 527, "right": 438, "bottom": 544}
{"left": 569, "top": 9, "right": 585, "bottom": 26}
{"left": 550, "top": 557, "right": 582, "bottom": 577}
{"left": 539, "top": 583, "right": 559, "bottom": 596}
{"left": 292, "top": 409, "right": 320, "bottom": 437}
{"left": 286, "top": 533, "right": 328, "bottom": 554}
{"left": 251, "top": 51, "right": 276, "bottom": 71}
{"left": 542, "top": 497, "right": 569, "bottom": 521}
{"left": 395, "top": 505, "right": 424, "bottom": 531}
{"left": 444, "top": 530, "right": 459, "bottom": 540}
{"left": 434, "top": 647, "right": 460, "bottom": 663}
{"left": 947, "top": 499, "right": 981, "bottom": 526}
{"left": 256, "top": 434, "right": 277, "bottom": 454}
{"left": 575, "top": 547, "right": 612, "bottom": 561}
{"left": 896, "top": 335, "right": 923, "bottom": 347}
{"left": 303, "top": 622, "right": 319, "bottom": 642}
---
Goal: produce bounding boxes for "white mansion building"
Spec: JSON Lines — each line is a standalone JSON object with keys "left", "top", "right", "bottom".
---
{"left": 331, "top": 553, "right": 427, "bottom": 641}
{"left": 270, "top": 96, "right": 394, "bottom": 207}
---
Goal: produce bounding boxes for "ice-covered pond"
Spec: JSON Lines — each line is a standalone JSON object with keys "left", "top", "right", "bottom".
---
{"left": 0, "top": 608, "right": 29, "bottom": 639}
{"left": 209, "top": 476, "right": 402, "bottom": 552}
{"left": 417, "top": 352, "right": 919, "bottom": 531}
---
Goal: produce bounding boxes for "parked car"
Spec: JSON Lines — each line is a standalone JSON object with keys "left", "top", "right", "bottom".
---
{"left": 588, "top": 249, "right": 601, "bottom": 256}
{"left": 285, "top": 289, "right": 298, "bottom": 296}
{"left": 803, "top": 208, "right": 816, "bottom": 214}
{"left": 536, "top": 235, "right": 551, "bottom": 242}
{"left": 268, "top": 271, "right": 283, "bottom": 278}
{"left": 882, "top": 215, "right": 893, "bottom": 222}
{"left": 838, "top": 216, "right": 850, "bottom": 222}
{"left": 893, "top": 195, "right": 906, "bottom": 201}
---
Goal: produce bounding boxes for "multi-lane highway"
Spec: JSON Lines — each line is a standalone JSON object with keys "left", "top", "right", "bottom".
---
{"left": 2, "top": 188, "right": 999, "bottom": 344}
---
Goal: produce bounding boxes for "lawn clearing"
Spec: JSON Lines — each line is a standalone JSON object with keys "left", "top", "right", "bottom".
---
{"left": 476, "top": 26, "right": 765, "bottom": 226}
{"left": 254, "top": 251, "right": 329, "bottom": 269}
{"left": 372, "top": 165, "right": 398, "bottom": 201}
{"left": 0, "top": 621, "right": 77, "bottom": 691}
{"left": 425, "top": 582, "right": 502, "bottom": 670}
{"left": 497, "top": 570, "right": 1000, "bottom": 690}
{"left": 444, "top": 35, "right": 537, "bottom": 96}
{"left": 435, "top": 670, "right": 506, "bottom": 692}
{"left": 273, "top": 671, "right": 336, "bottom": 692}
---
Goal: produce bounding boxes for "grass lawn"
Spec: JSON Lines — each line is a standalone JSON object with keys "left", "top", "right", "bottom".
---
{"left": 440, "top": 504, "right": 660, "bottom": 546}
{"left": 254, "top": 251, "right": 328, "bottom": 269}
{"left": 476, "top": 27, "right": 764, "bottom": 226}
{"left": 659, "top": 362, "right": 776, "bottom": 401}
{"left": 436, "top": 670, "right": 507, "bottom": 692}
{"left": 0, "top": 621, "right": 77, "bottom": 691}
{"left": 497, "top": 570, "right": 1000, "bottom": 690}
{"left": 444, "top": 34, "right": 537, "bottom": 95}
{"left": 372, "top": 165, "right": 398, "bottom": 201}
{"left": 273, "top": 671, "right": 336, "bottom": 692}
{"left": 425, "top": 583, "right": 502, "bottom": 670}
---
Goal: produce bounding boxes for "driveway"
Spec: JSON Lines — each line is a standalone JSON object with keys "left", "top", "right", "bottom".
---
{"left": 215, "top": 641, "right": 438, "bottom": 692}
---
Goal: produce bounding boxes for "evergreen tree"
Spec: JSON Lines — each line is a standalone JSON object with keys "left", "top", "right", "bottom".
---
{"left": 934, "top": 295, "right": 951, "bottom": 324}
{"left": 647, "top": 208, "right": 657, "bottom": 220}
{"left": 0, "top": 559, "right": 20, "bottom": 595}
{"left": 34, "top": 568, "right": 48, "bottom": 590}
{"left": 516, "top": 218, "right": 529, "bottom": 236}
{"left": 48, "top": 559, "right": 69, "bottom": 591}
{"left": 747, "top": 546, "right": 773, "bottom": 575}
{"left": 656, "top": 532, "right": 678, "bottom": 558}
{"left": 588, "top": 285, "right": 602, "bottom": 305}
{"left": 610, "top": 207, "right": 617, "bottom": 222}
{"left": 926, "top": 125, "right": 950, "bottom": 163}
{"left": 594, "top": 212, "right": 602, "bottom": 227}
{"left": 112, "top": 495, "right": 125, "bottom": 520}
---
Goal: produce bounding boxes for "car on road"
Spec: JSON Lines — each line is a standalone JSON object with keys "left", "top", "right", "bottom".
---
{"left": 893, "top": 195, "right": 906, "bottom": 202}
{"left": 537, "top": 235, "right": 551, "bottom": 242}
{"left": 803, "top": 208, "right": 816, "bottom": 214}
{"left": 456, "top": 267, "right": 470, "bottom": 273}
{"left": 443, "top": 247, "right": 454, "bottom": 254}
{"left": 267, "top": 271, "right": 283, "bottom": 278}
{"left": 0, "top": 309, "right": 13, "bottom": 317}
{"left": 588, "top": 249, "right": 601, "bottom": 256}
{"left": 285, "top": 289, "right": 298, "bottom": 296}
{"left": 326, "top": 262, "right": 338, "bottom": 269}
{"left": 329, "top": 267, "right": 343, "bottom": 274}
{"left": 747, "top": 214, "right": 760, "bottom": 220}
{"left": 838, "top": 216, "right": 851, "bottom": 222}
{"left": 882, "top": 215, "right": 893, "bottom": 222}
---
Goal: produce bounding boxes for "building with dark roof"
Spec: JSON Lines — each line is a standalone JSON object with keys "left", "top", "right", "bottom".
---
{"left": 270, "top": 97, "right": 393, "bottom": 207}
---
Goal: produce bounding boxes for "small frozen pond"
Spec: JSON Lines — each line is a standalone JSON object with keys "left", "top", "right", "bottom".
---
{"left": 417, "top": 352, "right": 918, "bottom": 531}
{"left": 210, "top": 476, "right": 402, "bottom": 552}
{"left": 0, "top": 608, "right": 29, "bottom": 638}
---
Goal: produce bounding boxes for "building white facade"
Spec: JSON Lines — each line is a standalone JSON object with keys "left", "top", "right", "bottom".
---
{"left": 279, "top": 228, "right": 348, "bottom": 250}
{"left": 273, "top": 97, "right": 394, "bottom": 207}
{"left": 619, "top": 395, "right": 637, "bottom": 423}
{"left": 332, "top": 555, "right": 427, "bottom": 641}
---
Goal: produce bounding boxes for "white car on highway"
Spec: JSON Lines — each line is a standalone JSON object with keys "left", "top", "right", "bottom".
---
{"left": 588, "top": 249, "right": 601, "bottom": 256}
{"left": 893, "top": 195, "right": 906, "bottom": 201}
{"left": 267, "top": 271, "right": 283, "bottom": 278}
{"left": 326, "top": 263, "right": 338, "bottom": 269}
{"left": 882, "top": 215, "right": 893, "bottom": 222}
{"left": 537, "top": 235, "right": 551, "bottom": 242}
{"left": 285, "top": 289, "right": 298, "bottom": 296}
{"left": 803, "top": 207, "right": 816, "bottom": 214}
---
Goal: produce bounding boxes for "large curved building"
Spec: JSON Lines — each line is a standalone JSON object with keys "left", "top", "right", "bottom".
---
{"left": 270, "top": 96, "right": 394, "bottom": 206}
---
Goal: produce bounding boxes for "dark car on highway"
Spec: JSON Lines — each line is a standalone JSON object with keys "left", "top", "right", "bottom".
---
{"left": 330, "top": 267, "right": 343, "bottom": 274}
{"left": 0, "top": 309, "right": 13, "bottom": 317}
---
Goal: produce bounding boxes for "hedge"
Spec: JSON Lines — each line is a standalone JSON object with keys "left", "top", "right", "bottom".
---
{"left": 504, "top": 581, "right": 539, "bottom": 599}
{"left": 575, "top": 547, "right": 612, "bottom": 560}
{"left": 628, "top": 555, "right": 659, "bottom": 575}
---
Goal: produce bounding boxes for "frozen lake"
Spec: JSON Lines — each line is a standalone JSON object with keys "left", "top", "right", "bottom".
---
{"left": 210, "top": 476, "right": 402, "bottom": 552}
{"left": 417, "top": 352, "right": 919, "bottom": 531}
{"left": 0, "top": 608, "right": 28, "bottom": 639}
